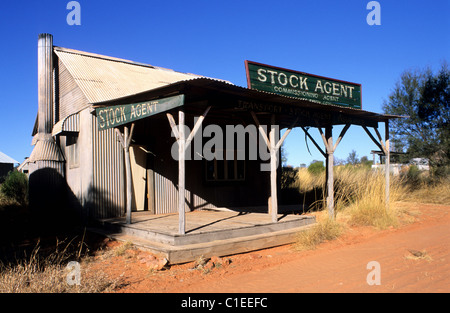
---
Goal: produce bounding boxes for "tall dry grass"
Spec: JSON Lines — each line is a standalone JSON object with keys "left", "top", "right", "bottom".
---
{"left": 293, "top": 166, "right": 408, "bottom": 251}
{"left": 405, "top": 177, "right": 450, "bottom": 205}
{"left": 0, "top": 240, "right": 118, "bottom": 293}
{"left": 334, "top": 167, "right": 407, "bottom": 229}
{"left": 295, "top": 167, "right": 406, "bottom": 209}
{"left": 294, "top": 164, "right": 450, "bottom": 250}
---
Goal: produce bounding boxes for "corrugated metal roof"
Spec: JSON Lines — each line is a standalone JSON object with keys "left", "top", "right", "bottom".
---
{"left": 0, "top": 151, "right": 19, "bottom": 164}
{"left": 92, "top": 77, "right": 406, "bottom": 125}
{"left": 28, "top": 140, "right": 65, "bottom": 162}
{"left": 54, "top": 47, "right": 210, "bottom": 104}
{"left": 52, "top": 112, "right": 80, "bottom": 136}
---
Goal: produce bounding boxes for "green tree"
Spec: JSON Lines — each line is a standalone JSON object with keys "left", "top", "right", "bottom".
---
{"left": 308, "top": 160, "right": 325, "bottom": 175}
{"left": 346, "top": 150, "right": 360, "bottom": 165}
{"left": 383, "top": 63, "right": 450, "bottom": 171}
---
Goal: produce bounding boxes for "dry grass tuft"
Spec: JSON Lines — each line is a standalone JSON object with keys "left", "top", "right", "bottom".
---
{"left": 294, "top": 213, "right": 342, "bottom": 251}
{"left": 113, "top": 241, "right": 134, "bottom": 257}
{"left": 0, "top": 241, "right": 119, "bottom": 293}
{"left": 405, "top": 249, "right": 432, "bottom": 262}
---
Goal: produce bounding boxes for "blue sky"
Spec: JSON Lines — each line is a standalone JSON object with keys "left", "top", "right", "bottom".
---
{"left": 0, "top": 0, "right": 448, "bottom": 166}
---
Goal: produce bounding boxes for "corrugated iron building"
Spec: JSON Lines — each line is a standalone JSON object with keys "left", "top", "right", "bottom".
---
{"left": 0, "top": 151, "right": 19, "bottom": 182}
{"left": 28, "top": 34, "right": 397, "bottom": 226}
{"left": 29, "top": 33, "right": 248, "bottom": 221}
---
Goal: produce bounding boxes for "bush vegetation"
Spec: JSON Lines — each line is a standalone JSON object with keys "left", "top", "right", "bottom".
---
{"left": 293, "top": 164, "right": 449, "bottom": 250}
{"left": 0, "top": 171, "right": 28, "bottom": 206}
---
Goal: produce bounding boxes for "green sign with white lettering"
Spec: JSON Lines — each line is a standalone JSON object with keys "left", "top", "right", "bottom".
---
{"left": 96, "top": 94, "right": 184, "bottom": 130}
{"left": 245, "top": 61, "right": 362, "bottom": 109}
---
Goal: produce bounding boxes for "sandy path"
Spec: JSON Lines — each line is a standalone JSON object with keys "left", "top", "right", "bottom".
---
{"left": 93, "top": 203, "right": 449, "bottom": 293}
{"left": 164, "top": 203, "right": 450, "bottom": 293}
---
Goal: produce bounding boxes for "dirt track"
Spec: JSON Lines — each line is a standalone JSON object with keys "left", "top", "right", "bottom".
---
{"left": 91, "top": 202, "right": 450, "bottom": 293}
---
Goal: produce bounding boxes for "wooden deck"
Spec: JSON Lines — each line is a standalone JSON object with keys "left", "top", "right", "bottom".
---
{"left": 90, "top": 210, "right": 316, "bottom": 264}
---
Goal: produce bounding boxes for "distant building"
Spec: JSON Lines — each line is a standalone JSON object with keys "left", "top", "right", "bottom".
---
{"left": 17, "top": 158, "right": 30, "bottom": 176}
{"left": 370, "top": 150, "right": 430, "bottom": 174}
{"left": 409, "top": 158, "right": 430, "bottom": 171}
{"left": 0, "top": 151, "right": 19, "bottom": 182}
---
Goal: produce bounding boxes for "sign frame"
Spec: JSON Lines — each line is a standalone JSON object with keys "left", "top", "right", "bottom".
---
{"left": 245, "top": 60, "right": 362, "bottom": 110}
{"left": 95, "top": 94, "right": 185, "bottom": 130}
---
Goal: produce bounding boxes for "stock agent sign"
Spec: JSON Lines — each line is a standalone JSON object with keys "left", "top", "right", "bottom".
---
{"left": 245, "top": 61, "right": 362, "bottom": 109}
{"left": 96, "top": 94, "right": 184, "bottom": 130}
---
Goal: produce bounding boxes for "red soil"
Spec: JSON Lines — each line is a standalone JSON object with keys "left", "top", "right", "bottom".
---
{"left": 87, "top": 202, "right": 450, "bottom": 293}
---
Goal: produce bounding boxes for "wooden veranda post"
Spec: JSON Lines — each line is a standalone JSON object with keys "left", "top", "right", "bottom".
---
{"left": 361, "top": 122, "right": 391, "bottom": 211}
{"left": 115, "top": 123, "right": 135, "bottom": 224}
{"left": 178, "top": 110, "right": 186, "bottom": 235}
{"left": 251, "top": 112, "right": 297, "bottom": 223}
{"left": 167, "top": 106, "right": 211, "bottom": 235}
{"left": 269, "top": 115, "right": 278, "bottom": 223}
{"left": 385, "top": 120, "right": 390, "bottom": 210}
{"left": 315, "top": 124, "right": 350, "bottom": 219}
{"left": 325, "top": 126, "right": 334, "bottom": 219}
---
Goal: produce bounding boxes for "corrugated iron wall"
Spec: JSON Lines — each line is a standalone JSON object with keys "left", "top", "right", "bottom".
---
{"left": 91, "top": 115, "right": 125, "bottom": 218}
{"left": 153, "top": 172, "right": 216, "bottom": 214}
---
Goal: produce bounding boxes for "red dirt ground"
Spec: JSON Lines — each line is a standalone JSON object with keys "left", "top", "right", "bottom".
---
{"left": 87, "top": 202, "right": 450, "bottom": 293}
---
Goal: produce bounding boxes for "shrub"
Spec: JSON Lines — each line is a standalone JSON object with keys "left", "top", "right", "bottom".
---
{"left": 308, "top": 161, "right": 325, "bottom": 175}
{"left": 281, "top": 167, "right": 298, "bottom": 189}
{"left": 407, "top": 165, "right": 421, "bottom": 182}
{"left": 0, "top": 171, "right": 28, "bottom": 206}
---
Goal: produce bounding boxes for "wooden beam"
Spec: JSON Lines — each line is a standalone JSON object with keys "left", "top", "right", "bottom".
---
{"left": 362, "top": 126, "right": 384, "bottom": 152}
{"left": 250, "top": 111, "right": 270, "bottom": 148}
{"left": 275, "top": 117, "right": 298, "bottom": 151}
{"left": 126, "top": 123, "right": 135, "bottom": 148}
{"left": 301, "top": 127, "right": 326, "bottom": 157}
{"left": 333, "top": 124, "right": 350, "bottom": 152}
{"left": 115, "top": 128, "right": 125, "bottom": 147}
{"left": 185, "top": 106, "right": 211, "bottom": 149}
{"left": 374, "top": 127, "right": 387, "bottom": 154}
{"left": 317, "top": 126, "right": 330, "bottom": 151}
{"left": 166, "top": 113, "right": 180, "bottom": 141}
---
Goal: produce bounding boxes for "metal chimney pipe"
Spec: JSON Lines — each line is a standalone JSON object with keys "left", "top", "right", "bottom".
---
{"left": 37, "top": 33, "right": 53, "bottom": 134}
